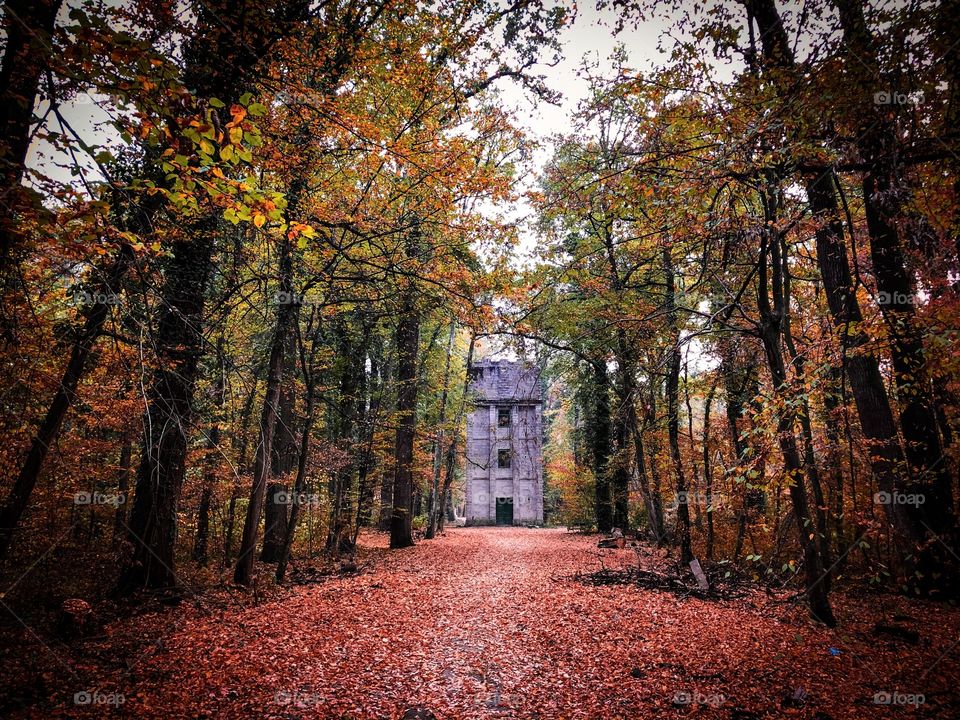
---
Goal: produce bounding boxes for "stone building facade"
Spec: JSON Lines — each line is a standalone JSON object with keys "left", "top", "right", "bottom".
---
{"left": 465, "top": 359, "right": 543, "bottom": 525}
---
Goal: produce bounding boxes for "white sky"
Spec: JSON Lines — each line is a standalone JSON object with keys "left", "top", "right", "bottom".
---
{"left": 502, "top": 3, "right": 670, "bottom": 136}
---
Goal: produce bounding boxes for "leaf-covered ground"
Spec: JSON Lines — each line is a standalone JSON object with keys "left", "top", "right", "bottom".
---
{"left": 9, "top": 528, "right": 960, "bottom": 718}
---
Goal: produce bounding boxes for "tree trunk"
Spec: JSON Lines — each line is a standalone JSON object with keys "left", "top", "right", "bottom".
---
{"left": 805, "top": 170, "right": 917, "bottom": 540}
{"left": 260, "top": 482, "right": 290, "bottom": 562}
{"left": 426, "top": 322, "right": 456, "bottom": 539}
{"left": 195, "top": 340, "right": 226, "bottom": 566}
{"left": 584, "top": 360, "right": 613, "bottom": 534}
{"left": 0, "top": 243, "right": 132, "bottom": 558}
{"left": 326, "top": 317, "right": 363, "bottom": 554}
{"left": 664, "top": 246, "right": 693, "bottom": 564}
{"left": 225, "top": 375, "right": 259, "bottom": 565}
{"left": 0, "top": 0, "right": 63, "bottom": 273}
{"left": 390, "top": 225, "right": 422, "bottom": 549}
{"left": 193, "top": 483, "right": 213, "bottom": 566}
{"left": 832, "top": 0, "right": 956, "bottom": 589}
{"left": 389, "top": 301, "right": 420, "bottom": 548}
{"left": 756, "top": 205, "right": 836, "bottom": 625}
{"left": 121, "top": 229, "right": 215, "bottom": 592}
{"left": 438, "top": 332, "right": 476, "bottom": 533}
{"left": 747, "top": 0, "right": 923, "bottom": 552}
{"left": 234, "top": 234, "right": 298, "bottom": 585}
{"left": 120, "top": 0, "right": 312, "bottom": 594}
{"left": 354, "top": 338, "right": 383, "bottom": 533}
{"left": 275, "top": 311, "right": 321, "bottom": 583}
{"left": 703, "top": 382, "right": 716, "bottom": 560}
{"left": 113, "top": 439, "right": 133, "bottom": 543}
{"left": 261, "top": 345, "right": 296, "bottom": 562}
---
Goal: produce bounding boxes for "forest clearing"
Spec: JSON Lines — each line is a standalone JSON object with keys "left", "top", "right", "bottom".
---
{"left": 1, "top": 0, "right": 959, "bottom": 717}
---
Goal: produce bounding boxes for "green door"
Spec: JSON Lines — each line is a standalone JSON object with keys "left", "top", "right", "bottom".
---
{"left": 495, "top": 497, "right": 513, "bottom": 525}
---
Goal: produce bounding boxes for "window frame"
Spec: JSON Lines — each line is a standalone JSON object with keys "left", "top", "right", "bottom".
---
{"left": 497, "top": 448, "right": 512, "bottom": 469}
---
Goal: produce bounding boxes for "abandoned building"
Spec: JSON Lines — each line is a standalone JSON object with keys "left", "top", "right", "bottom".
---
{"left": 465, "top": 359, "right": 544, "bottom": 525}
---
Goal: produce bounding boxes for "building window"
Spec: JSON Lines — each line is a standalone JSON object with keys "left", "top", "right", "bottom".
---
{"left": 497, "top": 449, "right": 511, "bottom": 468}
{"left": 497, "top": 406, "right": 511, "bottom": 427}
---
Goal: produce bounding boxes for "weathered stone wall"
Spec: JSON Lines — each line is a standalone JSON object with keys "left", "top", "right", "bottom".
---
{"left": 465, "top": 359, "right": 543, "bottom": 525}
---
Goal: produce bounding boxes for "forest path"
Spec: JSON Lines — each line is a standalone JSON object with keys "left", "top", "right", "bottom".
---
{"left": 35, "top": 528, "right": 960, "bottom": 718}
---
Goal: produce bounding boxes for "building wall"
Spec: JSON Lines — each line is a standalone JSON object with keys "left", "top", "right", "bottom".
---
{"left": 465, "top": 360, "right": 543, "bottom": 525}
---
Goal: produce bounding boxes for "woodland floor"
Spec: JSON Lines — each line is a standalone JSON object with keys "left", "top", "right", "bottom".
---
{"left": 3, "top": 527, "right": 960, "bottom": 719}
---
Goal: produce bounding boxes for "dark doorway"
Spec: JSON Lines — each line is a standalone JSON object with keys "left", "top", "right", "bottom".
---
{"left": 495, "top": 497, "right": 514, "bottom": 525}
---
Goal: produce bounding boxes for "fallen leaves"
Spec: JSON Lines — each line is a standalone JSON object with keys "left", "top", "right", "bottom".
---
{"left": 5, "top": 528, "right": 960, "bottom": 718}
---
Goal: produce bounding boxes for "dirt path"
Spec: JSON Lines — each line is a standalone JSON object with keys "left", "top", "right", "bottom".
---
{"left": 24, "top": 528, "right": 960, "bottom": 718}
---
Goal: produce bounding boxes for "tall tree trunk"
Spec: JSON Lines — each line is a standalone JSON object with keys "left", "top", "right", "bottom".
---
{"left": 194, "top": 339, "right": 226, "bottom": 566}
{"left": 193, "top": 419, "right": 222, "bottom": 567}
{"left": 276, "top": 315, "right": 321, "bottom": 584}
{"left": 113, "top": 438, "right": 133, "bottom": 543}
{"left": 806, "top": 170, "right": 917, "bottom": 541}
{"left": 664, "top": 247, "right": 693, "bottom": 564}
{"left": 225, "top": 374, "right": 259, "bottom": 565}
{"left": 377, "top": 344, "right": 396, "bottom": 532}
{"left": 629, "top": 410, "right": 663, "bottom": 542}
{"left": 744, "top": 0, "right": 922, "bottom": 555}
{"left": 426, "top": 322, "right": 456, "bottom": 539}
{"left": 389, "top": 297, "right": 420, "bottom": 549}
{"left": 354, "top": 337, "right": 383, "bottom": 533}
{"left": 719, "top": 337, "right": 762, "bottom": 558}
{"left": 390, "top": 224, "right": 423, "bottom": 550}
{"left": 326, "top": 318, "right": 363, "bottom": 554}
{"left": 611, "top": 400, "right": 631, "bottom": 531}
{"left": 122, "top": 228, "right": 215, "bottom": 592}
{"left": 584, "top": 360, "right": 613, "bottom": 534}
{"left": 756, "top": 207, "right": 836, "bottom": 625}
{"left": 120, "top": 0, "right": 312, "bottom": 594}
{"left": 0, "top": 243, "right": 132, "bottom": 558}
{"left": 193, "top": 469, "right": 213, "bottom": 566}
{"left": 261, "top": 341, "right": 296, "bottom": 562}
{"left": 234, "top": 231, "right": 298, "bottom": 585}
{"left": 832, "top": 0, "right": 955, "bottom": 590}
{"left": 0, "top": 0, "right": 63, "bottom": 274}
{"left": 437, "top": 332, "right": 476, "bottom": 533}
{"left": 703, "top": 381, "right": 716, "bottom": 560}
